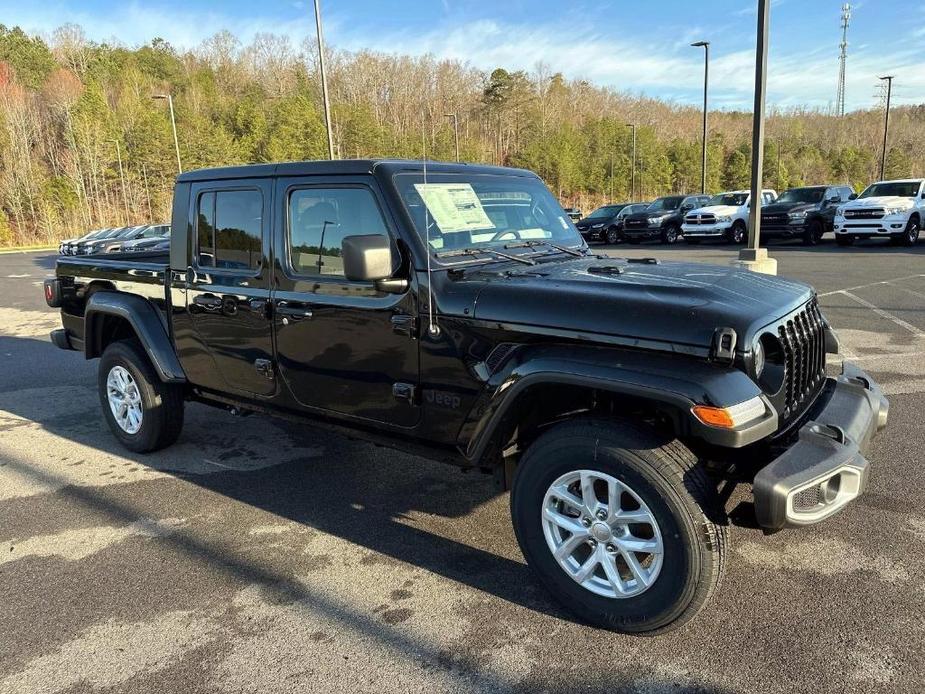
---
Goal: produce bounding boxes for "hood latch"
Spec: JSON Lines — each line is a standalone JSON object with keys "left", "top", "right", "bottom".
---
{"left": 710, "top": 327, "right": 738, "bottom": 365}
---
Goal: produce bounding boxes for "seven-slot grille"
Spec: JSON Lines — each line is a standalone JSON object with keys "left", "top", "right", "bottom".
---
{"left": 843, "top": 209, "right": 884, "bottom": 219}
{"left": 685, "top": 213, "right": 716, "bottom": 225}
{"left": 777, "top": 300, "right": 827, "bottom": 420}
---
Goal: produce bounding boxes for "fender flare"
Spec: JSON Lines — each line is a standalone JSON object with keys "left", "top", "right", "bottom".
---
{"left": 461, "top": 345, "right": 777, "bottom": 464}
{"left": 84, "top": 291, "right": 187, "bottom": 383}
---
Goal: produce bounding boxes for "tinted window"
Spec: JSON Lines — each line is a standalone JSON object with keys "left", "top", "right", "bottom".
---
{"left": 289, "top": 187, "right": 388, "bottom": 277}
{"left": 197, "top": 190, "right": 263, "bottom": 270}
{"left": 859, "top": 181, "right": 923, "bottom": 199}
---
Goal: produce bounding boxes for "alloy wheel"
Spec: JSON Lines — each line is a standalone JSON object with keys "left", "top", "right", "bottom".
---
{"left": 106, "top": 365, "right": 143, "bottom": 434}
{"left": 541, "top": 469, "right": 664, "bottom": 598}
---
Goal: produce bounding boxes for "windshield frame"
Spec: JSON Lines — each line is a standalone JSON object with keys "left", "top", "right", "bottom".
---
{"left": 393, "top": 171, "right": 587, "bottom": 266}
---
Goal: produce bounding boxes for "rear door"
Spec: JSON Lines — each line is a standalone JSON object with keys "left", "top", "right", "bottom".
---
{"left": 271, "top": 175, "right": 420, "bottom": 427}
{"left": 185, "top": 179, "right": 276, "bottom": 396}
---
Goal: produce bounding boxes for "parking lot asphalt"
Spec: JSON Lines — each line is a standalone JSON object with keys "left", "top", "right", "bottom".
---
{"left": 1, "top": 237, "right": 924, "bottom": 693}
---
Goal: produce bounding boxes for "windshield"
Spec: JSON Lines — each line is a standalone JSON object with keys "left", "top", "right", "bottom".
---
{"left": 618, "top": 204, "right": 647, "bottom": 218}
{"left": 776, "top": 188, "right": 825, "bottom": 204}
{"left": 395, "top": 173, "right": 582, "bottom": 257}
{"left": 646, "top": 196, "right": 684, "bottom": 212}
{"left": 707, "top": 193, "right": 748, "bottom": 207}
{"left": 859, "top": 181, "right": 922, "bottom": 199}
{"left": 586, "top": 205, "right": 624, "bottom": 219}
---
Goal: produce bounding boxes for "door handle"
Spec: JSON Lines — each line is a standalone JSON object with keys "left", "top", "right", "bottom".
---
{"left": 193, "top": 294, "right": 222, "bottom": 310}
{"left": 276, "top": 301, "right": 313, "bottom": 320}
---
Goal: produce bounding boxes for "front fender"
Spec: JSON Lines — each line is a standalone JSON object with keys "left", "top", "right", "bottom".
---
{"left": 461, "top": 344, "right": 777, "bottom": 463}
{"left": 85, "top": 291, "right": 186, "bottom": 383}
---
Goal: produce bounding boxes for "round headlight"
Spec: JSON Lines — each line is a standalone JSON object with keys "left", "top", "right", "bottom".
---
{"left": 753, "top": 339, "right": 765, "bottom": 378}
{"left": 756, "top": 333, "right": 785, "bottom": 395}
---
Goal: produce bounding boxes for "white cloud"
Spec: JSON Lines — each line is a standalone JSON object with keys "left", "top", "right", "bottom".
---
{"left": 3, "top": 2, "right": 922, "bottom": 111}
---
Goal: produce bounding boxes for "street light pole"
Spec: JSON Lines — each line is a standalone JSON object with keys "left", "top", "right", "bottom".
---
{"left": 152, "top": 94, "right": 182, "bottom": 174}
{"left": 313, "top": 0, "right": 336, "bottom": 160}
{"left": 878, "top": 75, "right": 894, "bottom": 180}
{"left": 691, "top": 41, "right": 710, "bottom": 194}
{"left": 444, "top": 113, "right": 460, "bottom": 162}
{"left": 113, "top": 140, "right": 129, "bottom": 221}
{"left": 776, "top": 137, "right": 782, "bottom": 190}
{"left": 737, "top": 0, "right": 776, "bottom": 275}
{"left": 626, "top": 123, "right": 637, "bottom": 199}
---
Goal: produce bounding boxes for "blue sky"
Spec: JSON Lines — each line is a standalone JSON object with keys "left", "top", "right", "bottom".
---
{"left": 2, "top": 0, "right": 923, "bottom": 111}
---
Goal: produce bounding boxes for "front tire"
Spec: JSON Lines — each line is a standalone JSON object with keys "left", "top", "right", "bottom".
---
{"left": 901, "top": 218, "right": 920, "bottom": 246}
{"left": 727, "top": 221, "right": 747, "bottom": 244}
{"left": 605, "top": 226, "right": 621, "bottom": 245}
{"left": 510, "top": 419, "right": 726, "bottom": 634}
{"left": 661, "top": 224, "right": 680, "bottom": 245}
{"left": 98, "top": 340, "right": 185, "bottom": 453}
{"left": 803, "top": 219, "right": 824, "bottom": 246}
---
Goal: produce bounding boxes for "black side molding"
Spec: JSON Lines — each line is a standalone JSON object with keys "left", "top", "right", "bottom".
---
{"left": 84, "top": 292, "right": 187, "bottom": 384}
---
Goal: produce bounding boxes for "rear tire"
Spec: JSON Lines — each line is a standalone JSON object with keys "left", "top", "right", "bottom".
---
{"left": 835, "top": 234, "right": 854, "bottom": 246}
{"left": 510, "top": 419, "right": 726, "bottom": 635}
{"left": 98, "top": 340, "right": 184, "bottom": 453}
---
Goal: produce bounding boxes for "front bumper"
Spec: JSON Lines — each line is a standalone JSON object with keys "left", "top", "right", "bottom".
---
{"left": 752, "top": 362, "right": 888, "bottom": 530}
{"left": 834, "top": 215, "right": 908, "bottom": 237}
{"left": 681, "top": 222, "right": 732, "bottom": 237}
{"left": 622, "top": 226, "right": 661, "bottom": 239}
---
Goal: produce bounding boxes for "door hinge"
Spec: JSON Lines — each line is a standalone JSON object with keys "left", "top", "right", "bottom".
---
{"left": 392, "top": 382, "right": 417, "bottom": 403}
{"left": 391, "top": 314, "right": 418, "bottom": 338}
{"left": 254, "top": 358, "right": 275, "bottom": 380}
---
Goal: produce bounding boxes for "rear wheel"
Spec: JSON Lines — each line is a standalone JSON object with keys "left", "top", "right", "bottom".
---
{"left": 836, "top": 234, "right": 854, "bottom": 246}
{"left": 727, "top": 220, "right": 747, "bottom": 244}
{"left": 803, "top": 219, "right": 824, "bottom": 246}
{"left": 98, "top": 340, "right": 184, "bottom": 453}
{"left": 661, "top": 224, "right": 680, "bottom": 245}
{"left": 510, "top": 419, "right": 726, "bottom": 634}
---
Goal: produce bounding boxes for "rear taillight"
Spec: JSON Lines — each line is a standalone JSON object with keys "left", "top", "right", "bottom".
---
{"left": 44, "top": 278, "right": 63, "bottom": 308}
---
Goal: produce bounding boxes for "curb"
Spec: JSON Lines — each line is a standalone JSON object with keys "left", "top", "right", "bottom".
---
{"left": 0, "top": 246, "right": 57, "bottom": 255}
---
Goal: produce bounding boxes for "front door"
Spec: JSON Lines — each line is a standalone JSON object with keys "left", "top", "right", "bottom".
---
{"left": 185, "top": 179, "right": 275, "bottom": 396}
{"left": 271, "top": 176, "right": 420, "bottom": 427}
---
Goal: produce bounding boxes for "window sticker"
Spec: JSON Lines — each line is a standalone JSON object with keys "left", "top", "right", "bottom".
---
{"left": 414, "top": 183, "right": 496, "bottom": 233}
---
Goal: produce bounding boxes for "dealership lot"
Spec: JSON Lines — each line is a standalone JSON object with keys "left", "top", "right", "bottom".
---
{"left": 1, "top": 243, "right": 924, "bottom": 693}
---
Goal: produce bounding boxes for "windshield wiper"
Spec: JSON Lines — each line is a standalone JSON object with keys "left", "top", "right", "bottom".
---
{"left": 504, "top": 240, "right": 585, "bottom": 257}
{"left": 435, "top": 246, "right": 536, "bottom": 265}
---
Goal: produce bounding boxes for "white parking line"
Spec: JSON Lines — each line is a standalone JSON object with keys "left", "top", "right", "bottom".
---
{"left": 817, "top": 273, "right": 925, "bottom": 297}
{"left": 839, "top": 291, "right": 925, "bottom": 337}
{"left": 888, "top": 283, "right": 925, "bottom": 302}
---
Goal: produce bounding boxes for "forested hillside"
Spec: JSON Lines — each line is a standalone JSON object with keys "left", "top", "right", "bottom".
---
{"left": 0, "top": 23, "right": 922, "bottom": 246}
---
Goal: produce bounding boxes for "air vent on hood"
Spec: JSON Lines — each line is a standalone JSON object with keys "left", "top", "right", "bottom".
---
{"left": 587, "top": 265, "right": 625, "bottom": 275}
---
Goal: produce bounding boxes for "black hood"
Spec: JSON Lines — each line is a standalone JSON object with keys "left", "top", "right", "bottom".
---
{"left": 625, "top": 209, "right": 679, "bottom": 222}
{"left": 445, "top": 256, "right": 812, "bottom": 351}
{"left": 762, "top": 201, "right": 820, "bottom": 215}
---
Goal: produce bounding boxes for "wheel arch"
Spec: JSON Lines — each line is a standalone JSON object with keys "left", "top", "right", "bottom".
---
{"left": 85, "top": 291, "right": 186, "bottom": 383}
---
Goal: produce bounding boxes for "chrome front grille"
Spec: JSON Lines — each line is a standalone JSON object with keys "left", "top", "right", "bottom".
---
{"left": 777, "top": 300, "right": 827, "bottom": 421}
{"left": 685, "top": 214, "right": 716, "bottom": 225}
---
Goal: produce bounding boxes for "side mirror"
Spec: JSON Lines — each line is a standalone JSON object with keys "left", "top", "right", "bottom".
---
{"left": 342, "top": 234, "right": 396, "bottom": 284}
{"left": 849, "top": 193, "right": 859, "bottom": 200}
{"left": 826, "top": 196, "right": 840, "bottom": 203}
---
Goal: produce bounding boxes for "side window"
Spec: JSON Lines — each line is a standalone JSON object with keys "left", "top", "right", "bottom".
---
{"left": 289, "top": 187, "right": 388, "bottom": 278}
{"left": 842, "top": 187, "right": 854, "bottom": 201}
{"left": 197, "top": 189, "right": 263, "bottom": 270}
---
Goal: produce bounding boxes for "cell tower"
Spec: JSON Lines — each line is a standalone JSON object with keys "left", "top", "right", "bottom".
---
{"left": 835, "top": 3, "right": 851, "bottom": 116}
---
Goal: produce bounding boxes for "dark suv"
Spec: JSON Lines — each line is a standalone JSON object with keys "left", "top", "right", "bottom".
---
{"left": 760, "top": 185, "right": 855, "bottom": 245}
{"left": 575, "top": 202, "right": 649, "bottom": 244}
{"left": 622, "top": 195, "right": 711, "bottom": 244}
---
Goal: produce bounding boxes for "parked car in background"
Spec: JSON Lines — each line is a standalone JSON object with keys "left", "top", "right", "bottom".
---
{"left": 562, "top": 207, "right": 583, "bottom": 222}
{"left": 834, "top": 179, "right": 924, "bottom": 246}
{"left": 575, "top": 202, "right": 648, "bottom": 244}
{"left": 103, "top": 224, "right": 169, "bottom": 253}
{"left": 70, "top": 227, "right": 129, "bottom": 255}
{"left": 622, "top": 195, "right": 711, "bottom": 244}
{"left": 60, "top": 228, "right": 112, "bottom": 255}
{"left": 82, "top": 226, "right": 152, "bottom": 255}
{"left": 682, "top": 189, "right": 777, "bottom": 245}
{"left": 760, "top": 185, "right": 854, "bottom": 246}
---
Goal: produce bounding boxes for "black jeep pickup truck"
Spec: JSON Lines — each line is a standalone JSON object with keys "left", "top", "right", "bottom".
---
{"left": 622, "top": 194, "right": 711, "bottom": 244}
{"left": 760, "top": 185, "right": 856, "bottom": 245}
{"left": 45, "top": 160, "right": 888, "bottom": 634}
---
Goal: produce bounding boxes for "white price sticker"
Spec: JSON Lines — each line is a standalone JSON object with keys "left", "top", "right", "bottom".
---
{"left": 414, "top": 183, "right": 495, "bottom": 233}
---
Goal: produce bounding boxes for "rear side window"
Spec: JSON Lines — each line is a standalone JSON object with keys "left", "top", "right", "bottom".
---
{"left": 288, "top": 187, "right": 388, "bottom": 278}
{"left": 196, "top": 189, "right": 263, "bottom": 270}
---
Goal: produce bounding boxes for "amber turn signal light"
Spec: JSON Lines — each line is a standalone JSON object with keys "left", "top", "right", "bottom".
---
{"left": 692, "top": 405, "right": 735, "bottom": 428}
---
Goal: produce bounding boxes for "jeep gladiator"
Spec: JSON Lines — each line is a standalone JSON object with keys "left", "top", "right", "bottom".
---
{"left": 45, "top": 160, "right": 889, "bottom": 634}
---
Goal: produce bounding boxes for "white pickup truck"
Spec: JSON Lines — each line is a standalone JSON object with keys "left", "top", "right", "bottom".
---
{"left": 682, "top": 189, "right": 777, "bottom": 244}
{"left": 833, "top": 178, "right": 924, "bottom": 246}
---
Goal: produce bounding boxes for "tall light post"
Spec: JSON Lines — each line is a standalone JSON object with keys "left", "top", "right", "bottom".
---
{"left": 313, "top": 0, "right": 336, "bottom": 160}
{"left": 776, "top": 137, "right": 783, "bottom": 190}
{"left": 112, "top": 139, "right": 129, "bottom": 221}
{"left": 878, "top": 75, "right": 894, "bottom": 180}
{"left": 737, "top": 0, "right": 776, "bottom": 275}
{"left": 626, "top": 123, "right": 637, "bottom": 199}
{"left": 151, "top": 94, "right": 182, "bottom": 174}
{"left": 444, "top": 113, "right": 460, "bottom": 162}
{"left": 691, "top": 41, "right": 710, "bottom": 194}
